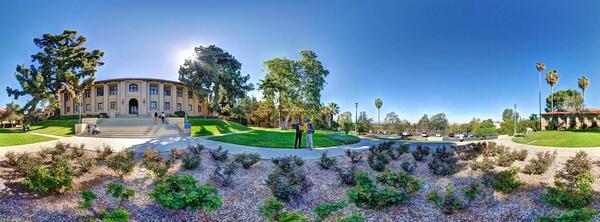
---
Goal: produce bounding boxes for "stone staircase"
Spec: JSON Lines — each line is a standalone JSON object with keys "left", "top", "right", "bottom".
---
{"left": 92, "top": 118, "right": 186, "bottom": 138}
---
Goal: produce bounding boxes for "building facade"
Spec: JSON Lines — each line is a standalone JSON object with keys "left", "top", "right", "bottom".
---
{"left": 59, "top": 78, "right": 209, "bottom": 118}
{"left": 541, "top": 109, "right": 600, "bottom": 130}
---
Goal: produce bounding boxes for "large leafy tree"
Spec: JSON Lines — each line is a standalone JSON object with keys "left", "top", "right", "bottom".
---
{"left": 356, "top": 111, "right": 372, "bottom": 134}
{"left": 416, "top": 114, "right": 430, "bottom": 133}
{"left": 259, "top": 50, "right": 329, "bottom": 129}
{"left": 502, "top": 108, "right": 519, "bottom": 122}
{"left": 545, "top": 89, "right": 583, "bottom": 112}
{"left": 429, "top": 113, "right": 449, "bottom": 133}
{"left": 1, "top": 102, "right": 23, "bottom": 127}
{"left": 178, "top": 45, "right": 254, "bottom": 116}
{"left": 6, "top": 30, "right": 104, "bottom": 115}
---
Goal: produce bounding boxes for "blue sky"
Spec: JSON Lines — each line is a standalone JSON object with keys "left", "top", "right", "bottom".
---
{"left": 1, "top": 0, "right": 600, "bottom": 123}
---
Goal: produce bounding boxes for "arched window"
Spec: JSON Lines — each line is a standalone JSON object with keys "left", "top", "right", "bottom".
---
{"left": 129, "top": 84, "right": 138, "bottom": 92}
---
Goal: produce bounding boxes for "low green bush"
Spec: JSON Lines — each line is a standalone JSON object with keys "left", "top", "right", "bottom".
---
{"left": 490, "top": 167, "right": 523, "bottom": 193}
{"left": 182, "top": 153, "right": 201, "bottom": 170}
{"left": 150, "top": 174, "right": 222, "bottom": 211}
{"left": 107, "top": 182, "right": 135, "bottom": 208}
{"left": 95, "top": 145, "right": 114, "bottom": 161}
{"left": 536, "top": 208, "right": 598, "bottom": 222}
{"left": 319, "top": 152, "right": 337, "bottom": 169}
{"left": 428, "top": 147, "right": 460, "bottom": 176}
{"left": 376, "top": 172, "right": 424, "bottom": 195}
{"left": 347, "top": 172, "right": 410, "bottom": 209}
{"left": 411, "top": 145, "right": 430, "bottom": 161}
{"left": 463, "top": 183, "right": 482, "bottom": 202}
{"left": 170, "top": 148, "right": 184, "bottom": 159}
{"left": 345, "top": 149, "right": 363, "bottom": 163}
{"left": 235, "top": 152, "right": 261, "bottom": 169}
{"left": 266, "top": 156, "right": 311, "bottom": 202}
{"left": 401, "top": 160, "right": 417, "bottom": 174}
{"left": 259, "top": 197, "right": 309, "bottom": 222}
{"left": 312, "top": 200, "right": 347, "bottom": 221}
{"left": 212, "top": 162, "right": 237, "bottom": 187}
{"left": 523, "top": 151, "right": 557, "bottom": 175}
{"left": 146, "top": 159, "right": 174, "bottom": 178}
{"left": 337, "top": 166, "right": 357, "bottom": 186}
{"left": 427, "top": 183, "right": 464, "bottom": 215}
{"left": 367, "top": 152, "right": 389, "bottom": 172}
{"left": 102, "top": 209, "right": 130, "bottom": 222}
{"left": 106, "top": 149, "right": 136, "bottom": 178}
{"left": 210, "top": 146, "right": 229, "bottom": 162}
{"left": 541, "top": 151, "right": 594, "bottom": 210}
{"left": 336, "top": 213, "right": 366, "bottom": 222}
{"left": 471, "top": 157, "right": 496, "bottom": 173}
{"left": 24, "top": 158, "right": 73, "bottom": 195}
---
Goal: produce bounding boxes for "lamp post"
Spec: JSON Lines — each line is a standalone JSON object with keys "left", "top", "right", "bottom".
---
{"left": 354, "top": 102, "right": 358, "bottom": 134}
{"left": 513, "top": 104, "right": 518, "bottom": 136}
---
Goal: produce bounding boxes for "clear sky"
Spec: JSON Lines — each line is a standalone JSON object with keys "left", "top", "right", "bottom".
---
{"left": 1, "top": 0, "right": 599, "bottom": 123}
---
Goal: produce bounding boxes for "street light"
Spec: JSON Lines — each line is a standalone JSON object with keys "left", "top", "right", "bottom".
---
{"left": 514, "top": 104, "right": 518, "bottom": 136}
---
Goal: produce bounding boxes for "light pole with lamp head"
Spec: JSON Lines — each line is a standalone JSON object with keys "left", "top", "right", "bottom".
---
{"left": 355, "top": 102, "right": 358, "bottom": 134}
{"left": 513, "top": 104, "right": 518, "bottom": 136}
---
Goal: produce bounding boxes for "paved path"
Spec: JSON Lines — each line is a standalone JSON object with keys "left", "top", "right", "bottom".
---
{"left": 0, "top": 133, "right": 458, "bottom": 159}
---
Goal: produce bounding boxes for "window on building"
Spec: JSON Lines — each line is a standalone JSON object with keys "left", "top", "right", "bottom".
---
{"left": 129, "top": 84, "right": 138, "bottom": 92}
{"left": 66, "top": 106, "right": 71, "bottom": 112}
{"left": 85, "top": 89, "right": 91, "bottom": 98}
{"left": 84, "top": 104, "right": 90, "bottom": 111}
{"left": 149, "top": 84, "right": 158, "bottom": 95}
{"left": 97, "top": 103, "right": 104, "bottom": 110}
{"left": 110, "top": 101, "right": 116, "bottom": 110}
{"left": 65, "top": 94, "right": 70, "bottom": 101}
{"left": 96, "top": 87, "right": 104, "bottom": 96}
{"left": 177, "top": 103, "right": 182, "bottom": 111}
{"left": 109, "top": 85, "right": 118, "bottom": 95}
{"left": 188, "top": 90, "right": 193, "bottom": 98}
{"left": 176, "top": 88, "right": 183, "bottom": 97}
{"left": 198, "top": 105, "right": 202, "bottom": 113}
{"left": 76, "top": 106, "right": 80, "bottom": 112}
{"left": 164, "top": 86, "right": 171, "bottom": 96}
{"left": 164, "top": 102, "right": 171, "bottom": 110}
{"left": 150, "top": 101, "right": 157, "bottom": 110}
{"left": 188, "top": 104, "right": 193, "bottom": 111}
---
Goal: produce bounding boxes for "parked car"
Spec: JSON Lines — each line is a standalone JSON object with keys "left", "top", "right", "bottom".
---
{"left": 448, "top": 133, "right": 455, "bottom": 137}
{"left": 420, "top": 133, "right": 428, "bottom": 137}
{"left": 401, "top": 132, "right": 412, "bottom": 136}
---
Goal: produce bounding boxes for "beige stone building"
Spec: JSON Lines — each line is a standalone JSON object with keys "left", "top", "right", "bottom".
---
{"left": 541, "top": 109, "right": 600, "bottom": 130}
{"left": 59, "top": 78, "right": 209, "bottom": 118}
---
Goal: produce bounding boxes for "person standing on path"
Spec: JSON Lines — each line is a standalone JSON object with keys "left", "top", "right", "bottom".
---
{"left": 293, "top": 119, "right": 304, "bottom": 148}
{"left": 305, "top": 118, "right": 315, "bottom": 150}
{"left": 160, "top": 112, "right": 166, "bottom": 124}
{"left": 154, "top": 112, "right": 158, "bottom": 124}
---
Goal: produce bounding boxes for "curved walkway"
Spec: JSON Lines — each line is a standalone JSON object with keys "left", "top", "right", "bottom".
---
{"left": 0, "top": 133, "right": 458, "bottom": 159}
{"left": 494, "top": 135, "right": 600, "bottom": 157}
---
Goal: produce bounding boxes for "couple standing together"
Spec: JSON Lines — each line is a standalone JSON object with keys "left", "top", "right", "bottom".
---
{"left": 293, "top": 119, "right": 315, "bottom": 150}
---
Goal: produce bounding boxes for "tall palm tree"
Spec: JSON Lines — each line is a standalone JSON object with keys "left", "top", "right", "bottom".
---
{"left": 578, "top": 76, "right": 590, "bottom": 110}
{"left": 536, "top": 62, "right": 546, "bottom": 129}
{"left": 545, "top": 70, "right": 560, "bottom": 113}
{"left": 326, "top": 102, "right": 340, "bottom": 128}
{"left": 374, "top": 98, "right": 383, "bottom": 133}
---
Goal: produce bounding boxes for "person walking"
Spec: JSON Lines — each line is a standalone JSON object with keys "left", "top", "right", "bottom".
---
{"left": 160, "top": 112, "right": 166, "bottom": 124}
{"left": 293, "top": 119, "right": 304, "bottom": 148}
{"left": 305, "top": 118, "right": 315, "bottom": 150}
{"left": 154, "top": 112, "right": 158, "bottom": 124}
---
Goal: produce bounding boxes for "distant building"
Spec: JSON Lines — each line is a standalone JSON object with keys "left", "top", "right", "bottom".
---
{"left": 59, "top": 78, "right": 210, "bottom": 118}
{"left": 541, "top": 109, "right": 600, "bottom": 130}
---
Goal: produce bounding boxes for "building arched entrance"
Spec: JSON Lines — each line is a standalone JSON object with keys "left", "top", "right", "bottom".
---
{"left": 129, "top": 99, "right": 138, "bottom": 115}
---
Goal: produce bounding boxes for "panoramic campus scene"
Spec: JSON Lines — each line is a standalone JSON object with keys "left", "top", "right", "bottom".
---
{"left": 1, "top": 1, "right": 599, "bottom": 221}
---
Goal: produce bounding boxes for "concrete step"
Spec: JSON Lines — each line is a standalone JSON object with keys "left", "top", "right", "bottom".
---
{"left": 91, "top": 117, "right": 184, "bottom": 138}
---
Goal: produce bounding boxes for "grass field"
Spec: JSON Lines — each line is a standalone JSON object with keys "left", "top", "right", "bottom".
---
{"left": 30, "top": 119, "right": 78, "bottom": 136}
{"left": 189, "top": 118, "right": 251, "bottom": 136}
{"left": 208, "top": 127, "right": 360, "bottom": 148}
{"left": 0, "top": 128, "right": 56, "bottom": 146}
{"left": 512, "top": 128, "right": 600, "bottom": 147}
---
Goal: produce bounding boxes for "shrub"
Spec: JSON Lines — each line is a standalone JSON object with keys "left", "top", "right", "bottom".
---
{"left": 259, "top": 197, "right": 310, "bottom": 222}
{"left": 212, "top": 162, "right": 237, "bottom": 187}
{"left": 210, "top": 146, "right": 229, "bottom": 162}
{"left": 536, "top": 208, "right": 597, "bottom": 222}
{"left": 95, "top": 144, "right": 114, "bottom": 161}
{"left": 235, "top": 152, "right": 261, "bottom": 169}
{"left": 337, "top": 166, "right": 357, "bottom": 186}
{"left": 454, "top": 144, "right": 481, "bottom": 161}
{"left": 143, "top": 148, "right": 161, "bottom": 163}
{"left": 345, "top": 149, "right": 363, "bottom": 163}
{"left": 481, "top": 142, "right": 500, "bottom": 157}
{"left": 401, "top": 160, "right": 417, "bottom": 174}
{"left": 78, "top": 189, "right": 97, "bottom": 209}
{"left": 512, "top": 149, "right": 529, "bottom": 161}
{"left": 70, "top": 144, "right": 86, "bottom": 158}
{"left": 106, "top": 149, "right": 136, "bottom": 177}
{"left": 347, "top": 172, "right": 409, "bottom": 209}
{"left": 367, "top": 152, "right": 389, "bottom": 172}
{"left": 24, "top": 158, "right": 73, "bottom": 195}
{"left": 147, "top": 159, "right": 174, "bottom": 178}
{"left": 471, "top": 157, "right": 496, "bottom": 172}
{"left": 496, "top": 151, "right": 517, "bottom": 167}
{"left": 151, "top": 174, "right": 222, "bottom": 211}
{"left": 7, "top": 152, "right": 43, "bottom": 175}
{"left": 523, "top": 151, "right": 557, "bottom": 175}
{"left": 4, "top": 151, "right": 17, "bottom": 167}
{"left": 336, "top": 214, "right": 366, "bottom": 222}
{"left": 182, "top": 153, "right": 201, "bottom": 170}
{"left": 376, "top": 172, "right": 424, "bottom": 195}
{"left": 107, "top": 182, "right": 135, "bottom": 208}
{"left": 427, "top": 183, "right": 464, "bottom": 215}
{"left": 411, "top": 146, "right": 430, "bottom": 161}
{"left": 398, "top": 144, "right": 410, "bottom": 155}
{"left": 312, "top": 200, "right": 347, "bottom": 222}
{"left": 541, "top": 151, "right": 594, "bottom": 210}
{"left": 319, "top": 152, "right": 337, "bottom": 169}
{"left": 188, "top": 143, "right": 205, "bottom": 155}
{"left": 267, "top": 156, "right": 311, "bottom": 201}
{"left": 490, "top": 167, "right": 523, "bottom": 193}
{"left": 463, "top": 183, "right": 482, "bottom": 202}
{"left": 428, "top": 147, "right": 460, "bottom": 176}
{"left": 102, "top": 209, "right": 130, "bottom": 222}
{"left": 76, "top": 155, "right": 96, "bottom": 174}
{"left": 170, "top": 148, "right": 184, "bottom": 159}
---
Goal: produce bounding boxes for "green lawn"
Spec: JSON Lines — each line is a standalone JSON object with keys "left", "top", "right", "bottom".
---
{"left": 189, "top": 118, "right": 251, "bottom": 136}
{"left": 512, "top": 128, "right": 600, "bottom": 147}
{"left": 30, "top": 119, "right": 78, "bottom": 136}
{"left": 0, "top": 128, "right": 56, "bottom": 146}
{"left": 208, "top": 127, "right": 361, "bottom": 148}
